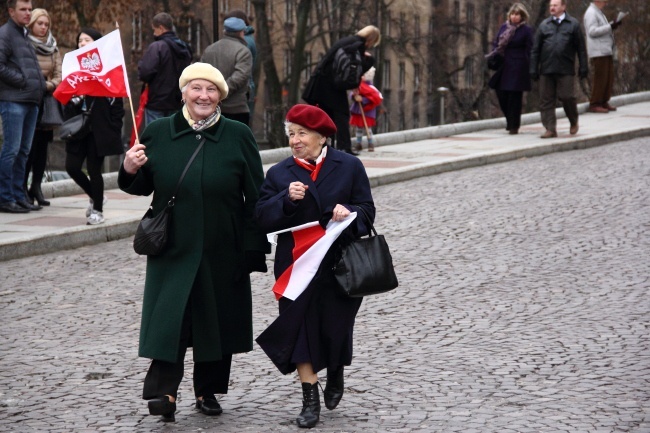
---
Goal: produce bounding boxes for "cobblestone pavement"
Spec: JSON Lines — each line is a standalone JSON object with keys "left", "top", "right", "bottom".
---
{"left": 1, "top": 138, "right": 649, "bottom": 433}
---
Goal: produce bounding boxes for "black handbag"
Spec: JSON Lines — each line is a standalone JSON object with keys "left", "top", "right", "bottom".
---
{"left": 333, "top": 208, "right": 398, "bottom": 297}
{"left": 38, "top": 94, "right": 64, "bottom": 128}
{"left": 59, "top": 99, "right": 94, "bottom": 141}
{"left": 487, "top": 54, "right": 504, "bottom": 71}
{"left": 133, "top": 138, "right": 206, "bottom": 256}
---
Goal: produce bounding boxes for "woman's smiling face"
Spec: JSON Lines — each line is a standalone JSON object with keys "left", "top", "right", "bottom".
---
{"left": 287, "top": 123, "right": 325, "bottom": 160}
{"left": 182, "top": 79, "right": 221, "bottom": 120}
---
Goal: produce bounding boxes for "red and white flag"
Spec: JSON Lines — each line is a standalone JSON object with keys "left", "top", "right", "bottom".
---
{"left": 267, "top": 214, "right": 357, "bottom": 301}
{"left": 54, "top": 29, "right": 130, "bottom": 105}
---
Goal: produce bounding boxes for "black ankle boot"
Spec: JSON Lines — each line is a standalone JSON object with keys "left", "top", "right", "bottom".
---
{"left": 324, "top": 366, "right": 344, "bottom": 410}
{"left": 296, "top": 382, "right": 320, "bottom": 428}
{"left": 148, "top": 395, "right": 176, "bottom": 422}
{"left": 29, "top": 185, "right": 50, "bottom": 206}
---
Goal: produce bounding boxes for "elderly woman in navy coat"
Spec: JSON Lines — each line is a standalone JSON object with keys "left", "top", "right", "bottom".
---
{"left": 486, "top": 3, "right": 534, "bottom": 135}
{"left": 255, "top": 104, "right": 375, "bottom": 428}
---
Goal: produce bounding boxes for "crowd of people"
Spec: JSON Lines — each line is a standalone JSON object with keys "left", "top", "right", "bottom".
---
{"left": 0, "top": 0, "right": 626, "bottom": 429}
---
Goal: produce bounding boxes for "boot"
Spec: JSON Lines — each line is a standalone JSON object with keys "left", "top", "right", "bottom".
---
{"left": 29, "top": 184, "right": 50, "bottom": 206}
{"left": 324, "top": 366, "right": 344, "bottom": 410}
{"left": 296, "top": 382, "right": 320, "bottom": 428}
{"left": 368, "top": 141, "right": 375, "bottom": 152}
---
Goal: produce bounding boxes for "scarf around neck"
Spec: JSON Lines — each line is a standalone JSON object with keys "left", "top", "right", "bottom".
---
{"left": 293, "top": 146, "right": 328, "bottom": 181}
{"left": 486, "top": 20, "right": 525, "bottom": 59}
{"left": 182, "top": 105, "right": 221, "bottom": 131}
{"left": 29, "top": 31, "right": 58, "bottom": 56}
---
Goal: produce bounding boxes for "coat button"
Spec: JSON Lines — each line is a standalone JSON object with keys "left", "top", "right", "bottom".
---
{"left": 196, "top": 134, "right": 201, "bottom": 140}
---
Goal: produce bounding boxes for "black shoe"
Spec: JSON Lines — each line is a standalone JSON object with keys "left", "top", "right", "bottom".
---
{"left": 195, "top": 395, "right": 222, "bottom": 416}
{"left": 29, "top": 186, "right": 50, "bottom": 206}
{"left": 148, "top": 396, "right": 176, "bottom": 422}
{"left": 344, "top": 149, "right": 360, "bottom": 156}
{"left": 16, "top": 199, "right": 42, "bottom": 211}
{"left": 296, "top": 382, "right": 320, "bottom": 428}
{"left": 0, "top": 202, "right": 30, "bottom": 213}
{"left": 324, "top": 366, "right": 344, "bottom": 410}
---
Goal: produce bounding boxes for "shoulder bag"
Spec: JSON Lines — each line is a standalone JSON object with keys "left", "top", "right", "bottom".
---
{"left": 59, "top": 99, "right": 95, "bottom": 141}
{"left": 133, "top": 138, "right": 206, "bottom": 256}
{"left": 333, "top": 207, "right": 399, "bottom": 297}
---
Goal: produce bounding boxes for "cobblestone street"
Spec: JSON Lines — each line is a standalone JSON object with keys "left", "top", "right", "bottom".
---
{"left": 1, "top": 138, "right": 649, "bottom": 432}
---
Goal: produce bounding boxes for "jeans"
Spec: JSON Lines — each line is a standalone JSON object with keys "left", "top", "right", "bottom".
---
{"left": 144, "top": 108, "right": 177, "bottom": 127}
{"left": 0, "top": 101, "right": 39, "bottom": 204}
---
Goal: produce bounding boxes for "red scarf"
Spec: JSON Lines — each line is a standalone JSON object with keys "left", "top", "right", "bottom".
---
{"left": 294, "top": 157, "right": 325, "bottom": 181}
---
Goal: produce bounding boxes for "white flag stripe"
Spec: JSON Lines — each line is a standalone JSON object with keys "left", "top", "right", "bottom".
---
{"left": 266, "top": 220, "right": 321, "bottom": 245}
{"left": 281, "top": 213, "right": 356, "bottom": 300}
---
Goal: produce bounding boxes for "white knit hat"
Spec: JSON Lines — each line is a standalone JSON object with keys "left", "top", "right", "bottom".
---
{"left": 179, "top": 62, "right": 229, "bottom": 99}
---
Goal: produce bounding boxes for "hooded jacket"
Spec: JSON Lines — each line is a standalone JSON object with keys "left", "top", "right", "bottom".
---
{"left": 138, "top": 31, "right": 192, "bottom": 112}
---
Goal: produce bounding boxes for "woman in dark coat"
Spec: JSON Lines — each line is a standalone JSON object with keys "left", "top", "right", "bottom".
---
{"left": 302, "top": 25, "right": 380, "bottom": 155}
{"left": 64, "top": 28, "right": 124, "bottom": 224}
{"left": 119, "top": 62, "right": 269, "bottom": 422}
{"left": 255, "top": 104, "right": 375, "bottom": 428}
{"left": 486, "top": 3, "right": 534, "bottom": 135}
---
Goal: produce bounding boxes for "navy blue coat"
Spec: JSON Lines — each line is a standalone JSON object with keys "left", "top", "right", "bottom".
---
{"left": 255, "top": 146, "right": 375, "bottom": 374}
{"left": 491, "top": 23, "right": 534, "bottom": 92}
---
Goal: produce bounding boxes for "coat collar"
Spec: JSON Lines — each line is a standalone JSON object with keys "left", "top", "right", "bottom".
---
{"left": 284, "top": 145, "right": 345, "bottom": 206}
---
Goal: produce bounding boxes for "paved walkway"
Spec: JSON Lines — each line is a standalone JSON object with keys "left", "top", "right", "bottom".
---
{"left": 0, "top": 93, "right": 648, "bottom": 261}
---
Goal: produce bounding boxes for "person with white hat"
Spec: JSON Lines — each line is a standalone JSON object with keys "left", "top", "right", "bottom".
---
{"left": 119, "top": 62, "right": 269, "bottom": 423}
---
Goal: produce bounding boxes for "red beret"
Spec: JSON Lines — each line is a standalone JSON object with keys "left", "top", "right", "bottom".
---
{"left": 286, "top": 104, "right": 337, "bottom": 137}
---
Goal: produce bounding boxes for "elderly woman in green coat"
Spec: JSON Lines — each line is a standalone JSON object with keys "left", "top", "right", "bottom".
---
{"left": 119, "top": 63, "right": 269, "bottom": 422}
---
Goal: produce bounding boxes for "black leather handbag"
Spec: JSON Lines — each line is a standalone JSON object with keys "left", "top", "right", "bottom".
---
{"left": 59, "top": 100, "right": 94, "bottom": 141}
{"left": 38, "top": 94, "right": 64, "bottom": 128}
{"left": 333, "top": 208, "right": 398, "bottom": 297}
{"left": 133, "top": 138, "right": 205, "bottom": 256}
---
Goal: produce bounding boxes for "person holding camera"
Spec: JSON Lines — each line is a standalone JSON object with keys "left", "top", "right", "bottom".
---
{"left": 63, "top": 28, "right": 124, "bottom": 225}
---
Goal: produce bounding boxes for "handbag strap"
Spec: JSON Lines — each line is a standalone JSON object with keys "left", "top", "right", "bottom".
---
{"left": 355, "top": 206, "right": 378, "bottom": 237}
{"left": 167, "top": 137, "right": 206, "bottom": 207}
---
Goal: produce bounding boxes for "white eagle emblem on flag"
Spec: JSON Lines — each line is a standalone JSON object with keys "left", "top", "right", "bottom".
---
{"left": 77, "top": 48, "right": 103, "bottom": 73}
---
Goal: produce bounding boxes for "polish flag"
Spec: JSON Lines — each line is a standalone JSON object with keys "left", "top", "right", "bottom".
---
{"left": 54, "top": 29, "right": 130, "bottom": 105}
{"left": 266, "top": 214, "right": 357, "bottom": 301}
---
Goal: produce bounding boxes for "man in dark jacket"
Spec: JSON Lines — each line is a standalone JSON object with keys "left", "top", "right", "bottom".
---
{"left": 138, "top": 12, "right": 192, "bottom": 126}
{"left": 530, "top": 0, "right": 588, "bottom": 138}
{"left": 0, "top": 0, "right": 45, "bottom": 213}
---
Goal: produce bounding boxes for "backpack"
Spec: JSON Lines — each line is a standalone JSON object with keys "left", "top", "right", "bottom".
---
{"left": 332, "top": 46, "right": 363, "bottom": 90}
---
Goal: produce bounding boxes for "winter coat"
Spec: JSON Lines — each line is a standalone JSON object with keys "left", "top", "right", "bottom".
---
{"left": 302, "top": 35, "right": 374, "bottom": 115}
{"left": 0, "top": 19, "right": 45, "bottom": 104}
{"left": 118, "top": 113, "right": 268, "bottom": 363}
{"left": 64, "top": 96, "right": 124, "bottom": 157}
{"left": 254, "top": 146, "right": 375, "bottom": 374}
{"left": 583, "top": 3, "right": 615, "bottom": 58}
{"left": 489, "top": 23, "right": 533, "bottom": 92}
{"left": 530, "top": 12, "right": 588, "bottom": 77}
{"left": 349, "top": 80, "right": 383, "bottom": 127}
{"left": 138, "top": 31, "right": 192, "bottom": 112}
{"left": 34, "top": 49, "right": 61, "bottom": 93}
{"left": 201, "top": 35, "right": 252, "bottom": 114}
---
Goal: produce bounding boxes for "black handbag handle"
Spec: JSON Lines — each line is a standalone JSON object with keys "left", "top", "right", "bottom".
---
{"left": 167, "top": 137, "right": 206, "bottom": 207}
{"left": 355, "top": 206, "right": 377, "bottom": 237}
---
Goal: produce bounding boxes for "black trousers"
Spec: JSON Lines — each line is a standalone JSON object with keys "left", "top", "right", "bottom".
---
{"left": 24, "top": 129, "right": 52, "bottom": 190}
{"left": 319, "top": 106, "right": 352, "bottom": 152}
{"left": 222, "top": 111, "right": 250, "bottom": 127}
{"left": 65, "top": 143, "right": 105, "bottom": 212}
{"left": 142, "top": 300, "right": 232, "bottom": 400}
{"left": 496, "top": 90, "right": 523, "bottom": 131}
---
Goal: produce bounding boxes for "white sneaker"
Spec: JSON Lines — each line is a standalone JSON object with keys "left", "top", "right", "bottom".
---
{"left": 86, "top": 209, "right": 105, "bottom": 225}
{"left": 86, "top": 196, "right": 108, "bottom": 217}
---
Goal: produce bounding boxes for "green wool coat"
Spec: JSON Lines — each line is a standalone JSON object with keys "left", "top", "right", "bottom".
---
{"left": 118, "top": 113, "right": 269, "bottom": 363}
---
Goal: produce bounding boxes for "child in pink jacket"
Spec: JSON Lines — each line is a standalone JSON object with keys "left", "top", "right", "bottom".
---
{"left": 349, "top": 67, "right": 382, "bottom": 151}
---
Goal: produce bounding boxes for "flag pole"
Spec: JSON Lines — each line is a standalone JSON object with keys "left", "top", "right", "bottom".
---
{"left": 116, "top": 21, "right": 140, "bottom": 146}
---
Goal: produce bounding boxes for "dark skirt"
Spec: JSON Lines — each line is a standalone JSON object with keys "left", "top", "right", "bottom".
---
{"left": 257, "top": 270, "right": 363, "bottom": 375}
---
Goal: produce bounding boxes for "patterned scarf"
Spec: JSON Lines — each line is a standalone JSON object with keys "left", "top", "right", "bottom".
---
{"left": 182, "top": 105, "right": 221, "bottom": 131}
{"left": 486, "top": 20, "right": 525, "bottom": 59}
{"left": 29, "top": 31, "right": 58, "bottom": 56}
{"left": 293, "top": 146, "right": 328, "bottom": 181}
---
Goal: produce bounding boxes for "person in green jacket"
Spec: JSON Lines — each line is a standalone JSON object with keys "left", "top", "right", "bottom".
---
{"left": 119, "top": 62, "right": 269, "bottom": 423}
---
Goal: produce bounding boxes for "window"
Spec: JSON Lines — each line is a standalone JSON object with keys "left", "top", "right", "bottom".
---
{"left": 221, "top": 0, "right": 230, "bottom": 12}
{"left": 132, "top": 10, "right": 143, "bottom": 52}
{"left": 465, "top": 58, "right": 474, "bottom": 88}
{"left": 383, "top": 60, "right": 391, "bottom": 89}
{"left": 467, "top": 3, "right": 475, "bottom": 39}
{"left": 454, "top": 1, "right": 460, "bottom": 35}
{"left": 286, "top": 0, "right": 294, "bottom": 23}
{"left": 284, "top": 49, "right": 292, "bottom": 82}
{"left": 398, "top": 62, "right": 405, "bottom": 90}
{"left": 414, "top": 63, "right": 421, "bottom": 91}
{"left": 399, "top": 12, "right": 406, "bottom": 40}
{"left": 385, "top": 11, "right": 391, "bottom": 38}
{"left": 414, "top": 16, "right": 420, "bottom": 42}
{"left": 303, "top": 51, "right": 312, "bottom": 82}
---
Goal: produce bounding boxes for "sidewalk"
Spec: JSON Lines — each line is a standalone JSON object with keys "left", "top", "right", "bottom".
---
{"left": 1, "top": 92, "right": 648, "bottom": 261}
